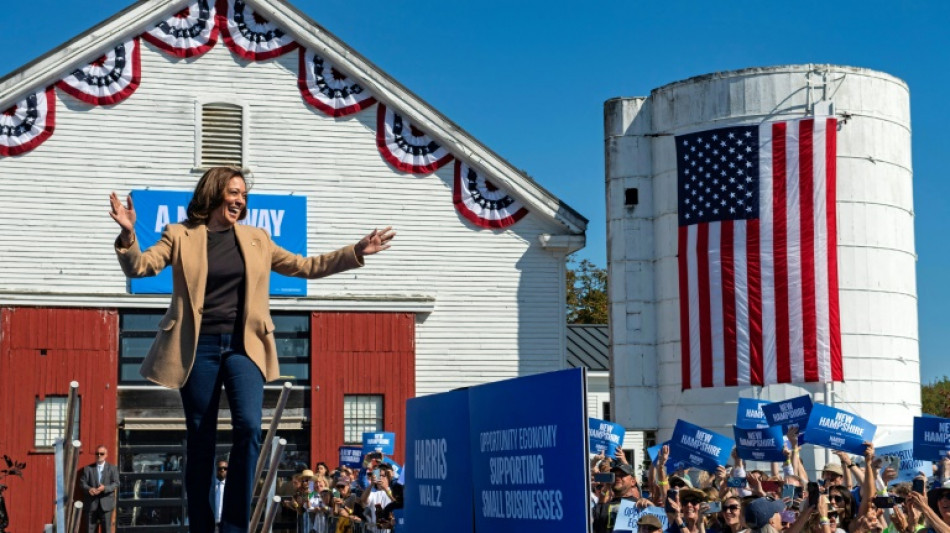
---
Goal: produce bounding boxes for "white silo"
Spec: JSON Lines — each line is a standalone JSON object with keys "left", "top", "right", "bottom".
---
{"left": 605, "top": 65, "right": 919, "bottom": 469}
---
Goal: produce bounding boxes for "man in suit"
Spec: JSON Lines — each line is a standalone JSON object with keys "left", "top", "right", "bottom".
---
{"left": 214, "top": 460, "right": 228, "bottom": 530}
{"left": 81, "top": 445, "right": 119, "bottom": 533}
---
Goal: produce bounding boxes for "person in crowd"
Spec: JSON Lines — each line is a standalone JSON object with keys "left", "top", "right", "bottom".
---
{"left": 362, "top": 463, "right": 398, "bottom": 532}
{"left": 668, "top": 485, "right": 709, "bottom": 533}
{"left": 592, "top": 464, "right": 650, "bottom": 533}
{"left": 639, "top": 514, "right": 665, "bottom": 533}
{"left": 109, "top": 167, "right": 394, "bottom": 533}
{"left": 81, "top": 445, "right": 120, "bottom": 533}
{"left": 745, "top": 496, "right": 787, "bottom": 533}
{"left": 707, "top": 495, "right": 743, "bottom": 533}
{"left": 331, "top": 475, "right": 363, "bottom": 524}
{"left": 214, "top": 460, "right": 228, "bottom": 530}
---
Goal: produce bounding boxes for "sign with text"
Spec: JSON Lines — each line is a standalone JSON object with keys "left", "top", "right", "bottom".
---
{"left": 668, "top": 420, "right": 734, "bottom": 473}
{"left": 913, "top": 416, "right": 950, "bottom": 461}
{"left": 876, "top": 442, "right": 932, "bottom": 484}
{"left": 470, "top": 368, "right": 589, "bottom": 532}
{"left": 733, "top": 425, "right": 786, "bottom": 462}
{"left": 613, "top": 502, "right": 669, "bottom": 532}
{"left": 363, "top": 432, "right": 396, "bottom": 455}
{"left": 338, "top": 446, "right": 363, "bottom": 468}
{"left": 589, "top": 418, "right": 626, "bottom": 457}
{"left": 762, "top": 395, "right": 813, "bottom": 433}
{"left": 802, "top": 403, "right": 875, "bottom": 454}
{"left": 128, "top": 189, "right": 307, "bottom": 295}
{"left": 736, "top": 398, "right": 772, "bottom": 429}
{"left": 404, "top": 389, "right": 473, "bottom": 533}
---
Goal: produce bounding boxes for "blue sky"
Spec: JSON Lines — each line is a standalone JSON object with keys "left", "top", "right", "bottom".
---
{"left": 2, "top": 1, "right": 948, "bottom": 382}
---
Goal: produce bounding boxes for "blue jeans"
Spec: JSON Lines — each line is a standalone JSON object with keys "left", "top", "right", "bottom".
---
{"left": 180, "top": 334, "right": 263, "bottom": 533}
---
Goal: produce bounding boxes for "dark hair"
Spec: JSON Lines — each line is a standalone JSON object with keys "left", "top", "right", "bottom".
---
{"left": 185, "top": 166, "right": 249, "bottom": 226}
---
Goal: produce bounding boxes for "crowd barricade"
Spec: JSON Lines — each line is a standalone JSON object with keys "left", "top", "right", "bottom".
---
{"left": 301, "top": 514, "right": 389, "bottom": 533}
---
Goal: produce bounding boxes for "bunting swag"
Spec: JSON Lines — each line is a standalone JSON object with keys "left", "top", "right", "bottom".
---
{"left": 142, "top": 0, "right": 218, "bottom": 58}
{"left": 376, "top": 104, "right": 453, "bottom": 174}
{"left": 0, "top": 87, "right": 55, "bottom": 157}
{"left": 453, "top": 161, "right": 529, "bottom": 229}
{"left": 298, "top": 49, "right": 376, "bottom": 117}
{"left": 57, "top": 38, "right": 141, "bottom": 106}
{"left": 217, "top": 0, "right": 298, "bottom": 60}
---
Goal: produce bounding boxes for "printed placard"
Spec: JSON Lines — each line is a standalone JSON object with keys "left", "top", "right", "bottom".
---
{"left": 668, "top": 419, "right": 735, "bottom": 473}
{"left": 876, "top": 442, "right": 932, "bottom": 484}
{"left": 736, "top": 398, "right": 771, "bottom": 429}
{"left": 733, "top": 425, "right": 786, "bottom": 462}
{"left": 363, "top": 432, "right": 396, "bottom": 455}
{"left": 802, "top": 403, "right": 876, "bottom": 454}
{"left": 761, "top": 395, "right": 813, "bottom": 433}
{"left": 589, "top": 418, "right": 626, "bottom": 457}
{"left": 338, "top": 446, "right": 363, "bottom": 468}
{"left": 913, "top": 416, "right": 950, "bottom": 461}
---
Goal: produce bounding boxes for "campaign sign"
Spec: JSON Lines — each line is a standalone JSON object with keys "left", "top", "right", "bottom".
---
{"left": 762, "top": 395, "right": 813, "bottom": 433}
{"left": 338, "top": 446, "right": 363, "bottom": 468}
{"left": 589, "top": 418, "right": 626, "bottom": 457}
{"left": 470, "top": 368, "right": 589, "bottom": 533}
{"left": 613, "top": 502, "right": 669, "bottom": 533}
{"left": 668, "top": 420, "right": 734, "bottom": 473}
{"left": 913, "top": 416, "right": 950, "bottom": 461}
{"left": 128, "top": 190, "right": 307, "bottom": 295}
{"left": 363, "top": 432, "right": 396, "bottom": 455}
{"left": 733, "top": 425, "right": 786, "bottom": 462}
{"left": 876, "top": 442, "right": 932, "bottom": 484}
{"left": 404, "top": 389, "right": 473, "bottom": 533}
{"left": 736, "top": 398, "right": 772, "bottom": 429}
{"left": 802, "top": 403, "right": 875, "bottom": 454}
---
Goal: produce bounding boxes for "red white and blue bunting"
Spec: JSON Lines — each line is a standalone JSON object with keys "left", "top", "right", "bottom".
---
{"left": 56, "top": 38, "right": 141, "bottom": 106}
{"left": 217, "top": 0, "right": 298, "bottom": 60}
{"left": 0, "top": 87, "right": 56, "bottom": 157}
{"left": 453, "top": 160, "right": 528, "bottom": 229}
{"left": 142, "top": 0, "right": 218, "bottom": 58}
{"left": 298, "top": 49, "right": 376, "bottom": 117}
{"left": 376, "top": 104, "right": 453, "bottom": 174}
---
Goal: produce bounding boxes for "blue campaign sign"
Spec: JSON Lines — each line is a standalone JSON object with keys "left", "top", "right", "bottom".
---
{"left": 802, "top": 403, "right": 876, "bottom": 454}
{"left": 733, "top": 425, "right": 786, "bottom": 462}
{"left": 589, "top": 418, "right": 626, "bottom": 456}
{"left": 876, "top": 442, "right": 932, "bottom": 484}
{"left": 762, "top": 395, "right": 813, "bottom": 433}
{"left": 404, "top": 389, "right": 473, "bottom": 533}
{"left": 363, "top": 432, "right": 396, "bottom": 455}
{"left": 128, "top": 189, "right": 308, "bottom": 295}
{"left": 469, "top": 368, "right": 589, "bottom": 533}
{"left": 913, "top": 416, "right": 950, "bottom": 461}
{"left": 338, "top": 446, "right": 363, "bottom": 468}
{"left": 613, "top": 502, "right": 669, "bottom": 533}
{"left": 736, "top": 398, "right": 772, "bottom": 429}
{"left": 669, "top": 420, "right": 735, "bottom": 473}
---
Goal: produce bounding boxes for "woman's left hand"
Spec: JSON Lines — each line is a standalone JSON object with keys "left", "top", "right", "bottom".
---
{"left": 355, "top": 227, "right": 396, "bottom": 257}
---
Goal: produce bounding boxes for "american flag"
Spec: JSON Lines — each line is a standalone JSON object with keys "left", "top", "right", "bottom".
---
{"left": 676, "top": 118, "right": 842, "bottom": 389}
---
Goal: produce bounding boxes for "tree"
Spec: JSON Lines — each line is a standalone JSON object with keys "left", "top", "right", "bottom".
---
{"left": 566, "top": 256, "right": 608, "bottom": 324}
{"left": 922, "top": 376, "right": 950, "bottom": 417}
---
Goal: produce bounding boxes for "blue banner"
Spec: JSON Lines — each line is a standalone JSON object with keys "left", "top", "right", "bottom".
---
{"left": 613, "top": 502, "right": 669, "bottom": 532}
{"left": 404, "top": 389, "right": 473, "bottom": 533}
{"left": 363, "top": 432, "right": 396, "bottom": 455}
{"left": 733, "top": 425, "right": 786, "bottom": 462}
{"left": 469, "top": 368, "right": 589, "bottom": 532}
{"left": 668, "top": 420, "right": 735, "bottom": 473}
{"left": 876, "top": 442, "right": 932, "bottom": 484}
{"left": 128, "top": 189, "right": 308, "bottom": 295}
{"left": 338, "top": 446, "right": 363, "bottom": 468}
{"left": 802, "top": 403, "right": 875, "bottom": 454}
{"left": 589, "top": 418, "right": 626, "bottom": 457}
{"left": 736, "top": 398, "right": 772, "bottom": 429}
{"left": 913, "top": 416, "right": 950, "bottom": 461}
{"left": 761, "top": 395, "right": 813, "bottom": 433}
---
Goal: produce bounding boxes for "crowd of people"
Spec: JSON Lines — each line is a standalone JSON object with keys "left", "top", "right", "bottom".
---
{"left": 273, "top": 452, "right": 404, "bottom": 533}
{"left": 593, "top": 427, "right": 948, "bottom": 533}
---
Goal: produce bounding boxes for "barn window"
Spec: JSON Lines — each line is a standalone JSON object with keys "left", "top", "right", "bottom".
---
{"left": 342, "top": 395, "right": 383, "bottom": 445}
{"left": 34, "top": 396, "right": 80, "bottom": 448}
{"left": 196, "top": 100, "right": 247, "bottom": 168}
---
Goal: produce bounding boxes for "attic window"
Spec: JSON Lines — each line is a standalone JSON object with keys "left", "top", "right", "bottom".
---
{"left": 197, "top": 101, "right": 245, "bottom": 168}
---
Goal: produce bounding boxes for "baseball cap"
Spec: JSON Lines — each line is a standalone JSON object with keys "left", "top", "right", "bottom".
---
{"left": 745, "top": 497, "right": 785, "bottom": 529}
{"left": 611, "top": 464, "right": 636, "bottom": 476}
{"left": 822, "top": 464, "right": 844, "bottom": 476}
{"left": 638, "top": 514, "right": 663, "bottom": 530}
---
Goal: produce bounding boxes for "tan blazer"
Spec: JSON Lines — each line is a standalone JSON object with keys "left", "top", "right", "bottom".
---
{"left": 115, "top": 223, "right": 363, "bottom": 388}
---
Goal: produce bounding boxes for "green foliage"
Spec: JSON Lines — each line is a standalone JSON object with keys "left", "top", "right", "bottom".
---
{"left": 566, "top": 256, "right": 608, "bottom": 325}
{"left": 922, "top": 376, "right": 950, "bottom": 417}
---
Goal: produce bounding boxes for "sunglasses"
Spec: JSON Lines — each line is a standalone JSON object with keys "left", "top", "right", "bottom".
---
{"left": 831, "top": 495, "right": 846, "bottom": 503}
{"left": 95, "top": 452, "right": 106, "bottom": 456}
{"left": 939, "top": 493, "right": 950, "bottom": 502}
{"left": 218, "top": 467, "right": 228, "bottom": 471}
{"left": 723, "top": 505, "right": 741, "bottom": 512}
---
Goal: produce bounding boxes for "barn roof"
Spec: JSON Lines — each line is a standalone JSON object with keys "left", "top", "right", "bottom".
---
{"left": 0, "top": 0, "right": 587, "bottom": 237}
{"left": 566, "top": 324, "right": 609, "bottom": 372}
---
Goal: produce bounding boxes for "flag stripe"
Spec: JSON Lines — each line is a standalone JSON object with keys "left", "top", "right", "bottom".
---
{"left": 709, "top": 222, "right": 726, "bottom": 387}
{"left": 812, "top": 119, "right": 831, "bottom": 382}
{"left": 826, "top": 118, "right": 843, "bottom": 381}
{"left": 746, "top": 219, "right": 764, "bottom": 386}
{"left": 678, "top": 225, "right": 692, "bottom": 388}
{"left": 688, "top": 226, "right": 702, "bottom": 389}
{"left": 786, "top": 123, "right": 805, "bottom": 384}
{"left": 721, "top": 220, "right": 738, "bottom": 386}
{"left": 799, "top": 119, "right": 819, "bottom": 381}
{"left": 772, "top": 122, "right": 792, "bottom": 384}
{"left": 697, "top": 223, "right": 713, "bottom": 388}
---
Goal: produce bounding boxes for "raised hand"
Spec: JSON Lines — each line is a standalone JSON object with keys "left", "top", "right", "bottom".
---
{"left": 109, "top": 192, "right": 136, "bottom": 233}
{"left": 355, "top": 227, "right": 396, "bottom": 257}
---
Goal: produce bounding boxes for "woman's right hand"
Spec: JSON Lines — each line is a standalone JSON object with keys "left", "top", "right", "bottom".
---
{"left": 109, "top": 192, "right": 136, "bottom": 234}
